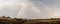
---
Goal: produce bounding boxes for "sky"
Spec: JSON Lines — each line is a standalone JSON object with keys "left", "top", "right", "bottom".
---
{"left": 0, "top": 0, "right": 60, "bottom": 19}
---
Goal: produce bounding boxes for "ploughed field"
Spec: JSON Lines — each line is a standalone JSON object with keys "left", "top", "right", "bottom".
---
{"left": 24, "top": 19, "right": 60, "bottom": 24}
{"left": 0, "top": 18, "right": 60, "bottom": 24}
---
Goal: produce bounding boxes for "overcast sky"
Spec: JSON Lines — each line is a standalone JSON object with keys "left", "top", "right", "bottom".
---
{"left": 0, "top": 0, "right": 60, "bottom": 19}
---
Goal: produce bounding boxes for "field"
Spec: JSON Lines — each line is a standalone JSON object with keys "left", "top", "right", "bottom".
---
{"left": 0, "top": 18, "right": 60, "bottom": 24}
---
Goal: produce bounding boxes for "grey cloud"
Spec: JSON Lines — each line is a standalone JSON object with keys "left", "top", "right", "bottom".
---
{"left": 0, "top": 0, "right": 60, "bottom": 19}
